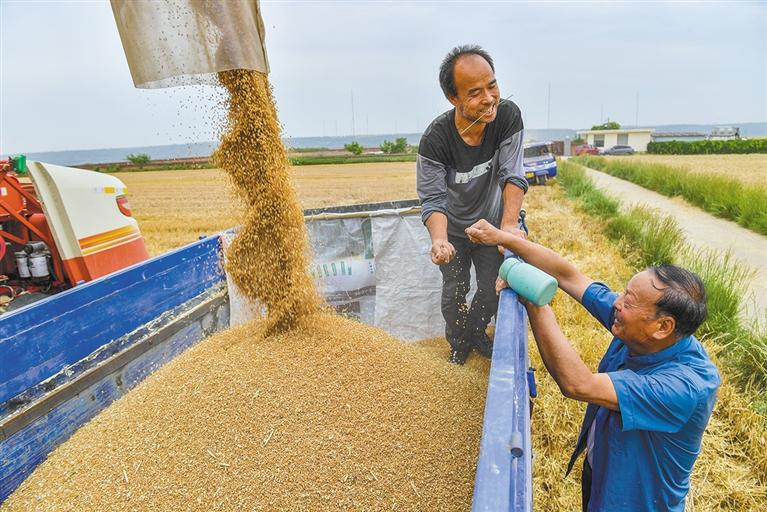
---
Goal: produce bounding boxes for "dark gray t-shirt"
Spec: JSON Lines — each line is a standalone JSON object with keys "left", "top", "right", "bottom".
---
{"left": 416, "top": 99, "right": 527, "bottom": 238}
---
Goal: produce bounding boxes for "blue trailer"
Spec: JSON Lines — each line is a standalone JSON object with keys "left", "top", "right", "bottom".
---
{"left": 1, "top": 200, "right": 535, "bottom": 510}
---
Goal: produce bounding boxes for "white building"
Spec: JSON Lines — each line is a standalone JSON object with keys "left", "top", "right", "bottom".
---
{"left": 709, "top": 127, "right": 740, "bottom": 140}
{"left": 652, "top": 131, "right": 707, "bottom": 143}
{"left": 576, "top": 128, "right": 655, "bottom": 152}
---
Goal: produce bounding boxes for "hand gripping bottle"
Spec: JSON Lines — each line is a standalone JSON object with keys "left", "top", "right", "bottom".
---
{"left": 498, "top": 257, "right": 558, "bottom": 306}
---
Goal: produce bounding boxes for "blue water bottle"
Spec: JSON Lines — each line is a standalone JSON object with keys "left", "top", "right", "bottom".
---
{"left": 498, "top": 257, "right": 558, "bottom": 306}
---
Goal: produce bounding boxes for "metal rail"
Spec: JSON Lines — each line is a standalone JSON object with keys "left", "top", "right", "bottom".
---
{"left": 472, "top": 279, "right": 534, "bottom": 511}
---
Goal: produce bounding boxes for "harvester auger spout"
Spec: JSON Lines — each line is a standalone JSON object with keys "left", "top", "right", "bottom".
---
{"left": 110, "top": 0, "right": 269, "bottom": 89}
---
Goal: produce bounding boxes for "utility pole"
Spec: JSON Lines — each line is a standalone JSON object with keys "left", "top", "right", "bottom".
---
{"left": 351, "top": 90, "right": 356, "bottom": 139}
{"left": 546, "top": 82, "right": 551, "bottom": 131}
{"left": 635, "top": 92, "right": 639, "bottom": 127}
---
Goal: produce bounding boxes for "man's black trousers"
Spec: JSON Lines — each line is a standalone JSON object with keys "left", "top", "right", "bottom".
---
{"left": 582, "top": 458, "right": 592, "bottom": 512}
{"left": 439, "top": 234, "right": 503, "bottom": 352}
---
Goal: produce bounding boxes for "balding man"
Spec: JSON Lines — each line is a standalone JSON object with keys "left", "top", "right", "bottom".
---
{"left": 466, "top": 219, "right": 720, "bottom": 511}
{"left": 417, "top": 44, "right": 528, "bottom": 365}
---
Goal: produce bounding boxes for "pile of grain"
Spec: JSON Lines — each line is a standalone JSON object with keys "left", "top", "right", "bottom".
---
{"left": 212, "top": 69, "right": 321, "bottom": 333}
{"left": 2, "top": 315, "right": 490, "bottom": 511}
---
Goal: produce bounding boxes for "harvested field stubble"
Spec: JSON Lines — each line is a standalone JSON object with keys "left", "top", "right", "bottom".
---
{"left": 115, "top": 168, "right": 244, "bottom": 255}
{"left": 118, "top": 162, "right": 417, "bottom": 256}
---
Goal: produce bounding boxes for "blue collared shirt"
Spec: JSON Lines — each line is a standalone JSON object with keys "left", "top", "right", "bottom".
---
{"left": 568, "top": 282, "right": 720, "bottom": 512}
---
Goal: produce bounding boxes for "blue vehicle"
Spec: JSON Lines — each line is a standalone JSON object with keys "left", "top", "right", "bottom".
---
{"left": 523, "top": 142, "right": 557, "bottom": 185}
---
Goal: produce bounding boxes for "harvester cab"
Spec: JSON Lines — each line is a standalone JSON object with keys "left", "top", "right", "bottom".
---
{"left": 0, "top": 158, "right": 149, "bottom": 312}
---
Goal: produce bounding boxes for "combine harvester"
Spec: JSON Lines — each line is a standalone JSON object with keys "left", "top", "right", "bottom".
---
{"left": 0, "top": 157, "right": 149, "bottom": 310}
{"left": 1, "top": 1, "right": 536, "bottom": 508}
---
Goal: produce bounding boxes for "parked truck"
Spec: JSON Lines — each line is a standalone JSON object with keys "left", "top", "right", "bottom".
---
{"left": 523, "top": 142, "right": 557, "bottom": 185}
{"left": 1, "top": 199, "right": 535, "bottom": 510}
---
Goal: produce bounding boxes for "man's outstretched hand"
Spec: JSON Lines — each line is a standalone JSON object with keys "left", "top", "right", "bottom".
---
{"left": 466, "top": 219, "right": 526, "bottom": 254}
{"left": 465, "top": 219, "right": 503, "bottom": 245}
{"left": 431, "top": 239, "right": 456, "bottom": 265}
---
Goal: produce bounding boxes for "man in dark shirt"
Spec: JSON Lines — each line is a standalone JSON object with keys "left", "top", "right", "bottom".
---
{"left": 466, "top": 219, "right": 720, "bottom": 511}
{"left": 417, "top": 44, "right": 528, "bottom": 365}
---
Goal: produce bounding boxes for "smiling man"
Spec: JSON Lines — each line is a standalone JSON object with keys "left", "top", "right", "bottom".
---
{"left": 465, "top": 219, "right": 720, "bottom": 512}
{"left": 417, "top": 45, "right": 528, "bottom": 365}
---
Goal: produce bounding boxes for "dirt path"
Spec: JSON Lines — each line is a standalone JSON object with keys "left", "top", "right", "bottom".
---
{"left": 583, "top": 167, "right": 767, "bottom": 325}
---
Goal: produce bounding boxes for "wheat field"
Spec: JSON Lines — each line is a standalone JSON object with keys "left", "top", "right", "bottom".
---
{"left": 117, "top": 162, "right": 417, "bottom": 256}
{"left": 622, "top": 154, "right": 767, "bottom": 187}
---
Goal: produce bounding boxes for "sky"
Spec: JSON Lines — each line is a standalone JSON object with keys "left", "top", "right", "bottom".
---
{"left": 1, "top": 0, "right": 765, "bottom": 154}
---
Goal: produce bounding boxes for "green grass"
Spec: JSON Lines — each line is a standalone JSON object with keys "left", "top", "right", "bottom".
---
{"left": 571, "top": 155, "right": 767, "bottom": 235}
{"left": 557, "top": 159, "right": 767, "bottom": 404}
{"left": 288, "top": 154, "right": 416, "bottom": 166}
{"left": 558, "top": 161, "right": 682, "bottom": 267}
{"left": 647, "top": 138, "right": 767, "bottom": 154}
{"left": 93, "top": 162, "right": 214, "bottom": 173}
{"left": 683, "top": 250, "right": 751, "bottom": 337}
{"left": 605, "top": 208, "right": 685, "bottom": 268}
{"left": 286, "top": 146, "right": 331, "bottom": 153}
{"left": 557, "top": 160, "right": 619, "bottom": 218}
{"left": 89, "top": 153, "right": 417, "bottom": 173}
{"left": 683, "top": 249, "right": 767, "bottom": 412}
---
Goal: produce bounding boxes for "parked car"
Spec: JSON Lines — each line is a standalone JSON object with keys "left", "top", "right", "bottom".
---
{"left": 523, "top": 142, "right": 557, "bottom": 185}
{"left": 602, "top": 145, "right": 635, "bottom": 155}
{"left": 574, "top": 144, "right": 600, "bottom": 156}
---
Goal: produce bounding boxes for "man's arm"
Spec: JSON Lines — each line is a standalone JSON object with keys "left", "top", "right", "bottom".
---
{"left": 417, "top": 153, "right": 455, "bottom": 265}
{"left": 497, "top": 126, "right": 528, "bottom": 239}
{"left": 526, "top": 303, "right": 618, "bottom": 410}
{"left": 465, "top": 219, "right": 593, "bottom": 302}
{"left": 500, "top": 183, "right": 525, "bottom": 234}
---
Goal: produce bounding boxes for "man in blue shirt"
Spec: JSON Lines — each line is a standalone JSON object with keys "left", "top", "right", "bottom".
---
{"left": 465, "top": 219, "right": 720, "bottom": 512}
